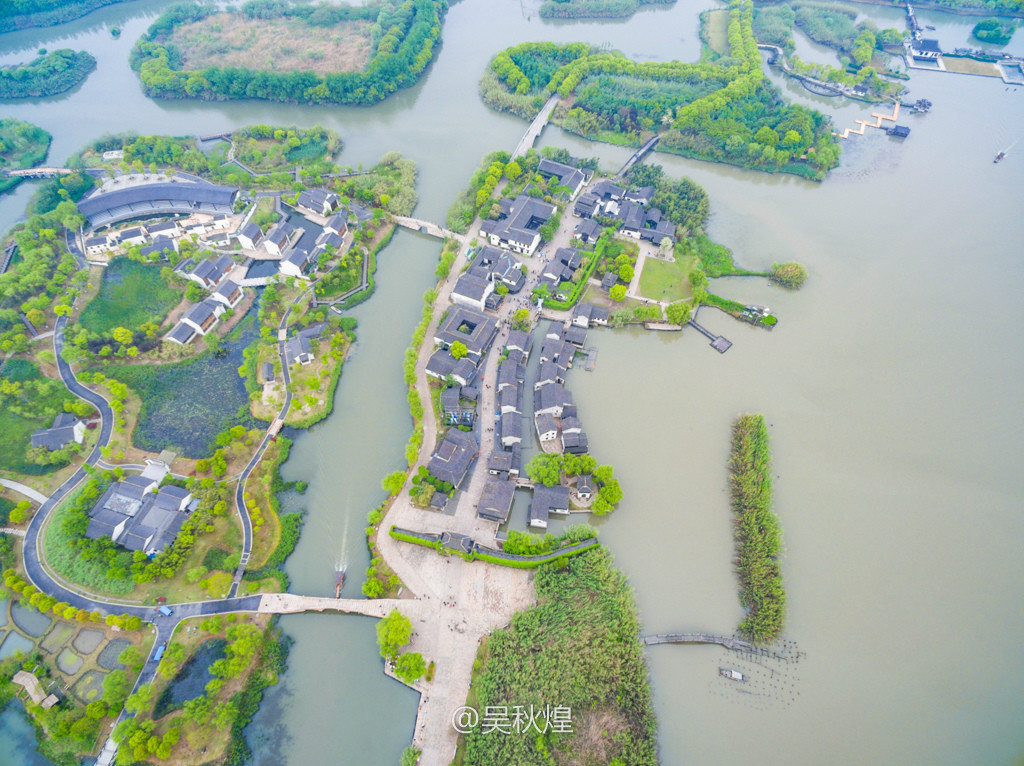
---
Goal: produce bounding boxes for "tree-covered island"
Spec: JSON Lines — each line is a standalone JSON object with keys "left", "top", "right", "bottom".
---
{"left": 131, "top": 0, "right": 447, "bottom": 105}
{"left": 0, "top": 49, "right": 97, "bottom": 100}
{"left": 480, "top": 1, "right": 842, "bottom": 179}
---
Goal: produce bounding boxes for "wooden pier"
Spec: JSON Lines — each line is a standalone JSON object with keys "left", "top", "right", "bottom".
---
{"left": 583, "top": 346, "right": 597, "bottom": 371}
{"left": 687, "top": 319, "right": 732, "bottom": 353}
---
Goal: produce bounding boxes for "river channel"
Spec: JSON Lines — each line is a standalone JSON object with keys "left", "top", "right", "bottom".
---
{"left": 0, "top": 0, "right": 1022, "bottom": 763}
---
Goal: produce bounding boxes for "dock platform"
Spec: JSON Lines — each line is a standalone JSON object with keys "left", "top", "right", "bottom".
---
{"left": 583, "top": 347, "right": 597, "bottom": 371}
{"left": 687, "top": 319, "right": 732, "bottom": 353}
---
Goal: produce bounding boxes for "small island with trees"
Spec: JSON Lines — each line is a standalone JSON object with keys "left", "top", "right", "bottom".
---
{"left": 972, "top": 17, "right": 1016, "bottom": 44}
{"left": 0, "top": 118, "right": 51, "bottom": 196}
{"left": 539, "top": 0, "right": 674, "bottom": 20}
{"left": 0, "top": 49, "right": 97, "bottom": 100}
{"left": 131, "top": 0, "right": 448, "bottom": 106}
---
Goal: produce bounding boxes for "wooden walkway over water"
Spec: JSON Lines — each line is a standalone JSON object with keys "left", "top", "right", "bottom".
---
{"left": 687, "top": 318, "right": 732, "bottom": 353}
{"left": 642, "top": 633, "right": 756, "bottom": 651}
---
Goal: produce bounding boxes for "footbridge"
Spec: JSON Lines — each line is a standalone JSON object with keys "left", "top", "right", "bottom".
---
{"left": 615, "top": 134, "right": 660, "bottom": 179}
{"left": 257, "top": 593, "right": 419, "bottom": 618}
{"left": 2, "top": 167, "right": 104, "bottom": 179}
{"left": 393, "top": 215, "right": 465, "bottom": 242}
{"left": 641, "top": 633, "right": 755, "bottom": 652}
{"left": 511, "top": 94, "right": 561, "bottom": 159}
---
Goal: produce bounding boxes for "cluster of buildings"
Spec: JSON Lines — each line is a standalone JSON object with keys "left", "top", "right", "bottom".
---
{"left": 237, "top": 191, "right": 370, "bottom": 287}
{"left": 573, "top": 179, "right": 676, "bottom": 246}
{"left": 84, "top": 214, "right": 232, "bottom": 261}
{"left": 166, "top": 255, "right": 245, "bottom": 346}
{"left": 84, "top": 461, "right": 195, "bottom": 556}
{"left": 450, "top": 246, "right": 527, "bottom": 312}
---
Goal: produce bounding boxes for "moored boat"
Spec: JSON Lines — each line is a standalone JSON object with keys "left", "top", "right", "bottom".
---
{"left": 719, "top": 668, "right": 746, "bottom": 681}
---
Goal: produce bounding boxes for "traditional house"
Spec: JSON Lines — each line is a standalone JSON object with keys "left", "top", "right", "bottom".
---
{"left": 187, "top": 255, "right": 234, "bottom": 289}
{"left": 563, "top": 325, "right": 587, "bottom": 349}
{"left": 147, "top": 220, "right": 180, "bottom": 239}
{"left": 425, "top": 349, "right": 479, "bottom": 386}
{"left": 535, "top": 412, "right": 559, "bottom": 443}
{"left": 31, "top": 413, "right": 85, "bottom": 451}
{"left": 165, "top": 322, "right": 196, "bottom": 346}
{"left": 477, "top": 477, "right": 515, "bottom": 523}
{"left": 181, "top": 299, "right": 225, "bottom": 336}
{"left": 534, "top": 360, "right": 566, "bottom": 390}
{"left": 529, "top": 485, "right": 571, "bottom": 529}
{"left": 211, "top": 279, "right": 244, "bottom": 309}
{"left": 537, "top": 158, "right": 592, "bottom": 199}
{"left": 280, "top": 247, "right": 317, "bottom": 279}
{"left": 499, "top": 412, "right": 522, "bottom": 447}
{"left": 323, "top": 211, "right": 348, "bottom": 236}
{"left": 505, "top": 330, "right": 531, "bottom": 359}
{"left": 573, "top": 218, "right": 601, "bottom": 244}
{"left": 428, "top": 428, "right": 478, "bottom": 488}
{"left": 499, "top": 384, "right": 521, "bottom": 415}
{"left": 283, "top": 323, "right": 325, "bottom": 367}
{"left": 452, "top": 273, "right": 494, "bottom": 313}
{"left": 84, "top": 236, "right": 112, "bottom": 256}
{"left": 535, "top": 384, "right": 573, "bottom": 417}
{"left": 433, "top": 307, "right": 499, "bottom": 360}
{"left": 478, "top": 195, "right": 556, "bottom": 256}
{"left": 576, "top": 474, "right": 594, "bottom": 500}
{"left": 571, "top": 303, "right": 610, "bottom": 328}
{"left": 140, "top": 237, "right": 177, "bottom": 259}
{"left": 236, "top": 221, "right": 263, "bottom": 250}
{"left": 85, "top": 478, "right": 194, "bottom": 555}
{"left": 296, "top": 188, "right": 340, "bottom": 217}
{"left": 496, "top": 359, "right": 524, "bottom": 392}
{"left": 264, "top": 221, "right": 295, "bottom": 257}
{"left": 116, "top": 226, "right": 147, "bottom": 247}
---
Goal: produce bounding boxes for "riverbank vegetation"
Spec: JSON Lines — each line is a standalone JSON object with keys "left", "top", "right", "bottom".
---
{"left": 729, "top": 414, "right": 785, "bottom": 643}
{"left": 114, "top": 614, "right": 287, "bottom": 764}
{"left": 479, "top": 2, "right": 841, "bottom": 179}
{"left": 0, "top": 49, "right": 96, "bottom": 99}
{"left": 0, "top": 119, "right": 51, "bottom": 195}
{"left": 78, "top": 258, "right": 184, "bottom": 337}
{"left": 457, "top": 546, "right": 656, "bottom": 766}
{"left": 539, "top": 0, "right": 674, "bottom": 20}
{"left": 0, "top": 0, "right": 131, "bottom": 31}
{"left": 132, "top": 0, "right": 447, "bottom": 106}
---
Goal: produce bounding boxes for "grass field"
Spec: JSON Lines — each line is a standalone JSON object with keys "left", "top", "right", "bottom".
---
{"left": 704, "top": 9, "right": 731, "bottom": 56}
{"left": 78, "top": 258, "right": 182, "bottom": 335}
{"left": 170, "top": 13, "right": 372, "bottom": 76}
{"left": 638, "top": 254, "right": 698, "bottom": 303}
{"left": 942, "top": 56, "right": 1000, "bottom": 77}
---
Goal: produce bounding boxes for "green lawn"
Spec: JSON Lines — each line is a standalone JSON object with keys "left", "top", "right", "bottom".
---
{"left": 0, "top": 359, "right": 76, "bottom": 475}
{"left": 638, "top": 254, "right": 697, "bottom": 303}
{"left": 704, "top": 9, "right": 731, "bottom": 56}
{"left": 78, "top": 257, "right": 182, "bottom": 335}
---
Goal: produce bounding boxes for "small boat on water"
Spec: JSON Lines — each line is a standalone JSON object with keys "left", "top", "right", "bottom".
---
{"left": 335, "top": 568, "right": 346, "bottom": 598}
{"left": 994, "top": 151, "right": 1005, "bottom": 163}
{"left": 720, "top": 668, "right": 746, "bottom": 682}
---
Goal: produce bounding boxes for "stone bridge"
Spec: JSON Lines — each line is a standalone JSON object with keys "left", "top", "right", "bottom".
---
{"left": 392, "top": 216, "right": 466, "bottom": 242}
{"left": 257, "top": 593, "right": 424, "bottom": 619}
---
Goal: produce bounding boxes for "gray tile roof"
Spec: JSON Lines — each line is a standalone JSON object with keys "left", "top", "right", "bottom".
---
{"left": 428, "top": 428, "right": 478, "bottom": 487}
{"left": 434, "top": 307, "right": 498, "bottom": 358}
{"left": 477, "top": 477, "right": 516, "bottom": 522}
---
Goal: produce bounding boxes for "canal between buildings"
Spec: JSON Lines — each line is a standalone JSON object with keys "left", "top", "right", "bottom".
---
{"left": 0, "top": 0, "right": 1022, "bottom": 763}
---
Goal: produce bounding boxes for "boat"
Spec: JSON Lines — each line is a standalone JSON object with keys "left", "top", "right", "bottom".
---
{"left": 994, "top": 151, "right": 1005, "bottom": 163}
{"left": 925, "top": 24, "right": 936, "bottom": 30}
{"left": 719, "top": 668, "right": 746, "bottom": 682}
{"left": 335, "top": 567, "right": 346, "bottom": 598}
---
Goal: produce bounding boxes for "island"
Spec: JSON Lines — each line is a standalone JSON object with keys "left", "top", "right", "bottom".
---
{"left": 540, "top": 0, "right": 674, "bottom": 20}
{"left": 0, "top": 49, "right": 97, "bottom": 100}
{"left": 131, "top": 0, "right": 447, "bottom": 106}
{"left": 0, "top": 119, "right": 51, "bottom": 196}
{"left": 480, "top": 2, "right": 843, "bottom": 179}
{"left": 0, "top": 0, "right": 132, "bottom": 31}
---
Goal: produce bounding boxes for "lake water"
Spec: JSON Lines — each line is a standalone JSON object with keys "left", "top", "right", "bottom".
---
{"left": 0, "top": 0, "right": 1022, "bottom": 763}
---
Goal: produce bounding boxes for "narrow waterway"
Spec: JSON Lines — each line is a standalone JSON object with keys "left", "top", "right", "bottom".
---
{"left": 0, "top": 0, "right": 1022, "bottom": 763}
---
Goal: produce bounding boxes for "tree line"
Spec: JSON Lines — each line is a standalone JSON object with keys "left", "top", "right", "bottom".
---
{"left": 729, "top": 414, "right": 786, "bottom": 643}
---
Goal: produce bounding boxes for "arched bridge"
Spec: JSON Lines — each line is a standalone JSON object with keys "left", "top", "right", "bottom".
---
{"left": 2, "top": 167, "right": 105, "bottom": 179}
{"left": 393, "top": 215, "right": 466, "bottom": 242}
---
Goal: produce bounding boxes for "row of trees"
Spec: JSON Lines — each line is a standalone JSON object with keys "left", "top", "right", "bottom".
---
{"left": 0, "top": 48, "right": 96, "bottom": 99}
{"left": 540, "top": 0, "right": 673, "bottom": 19}
{"left": 133, "top": 0, "right": 447, "bottom": 106}
{"left": 729, "top": 414, "right": 786, "bottom": 643}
